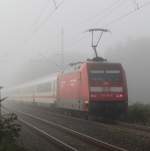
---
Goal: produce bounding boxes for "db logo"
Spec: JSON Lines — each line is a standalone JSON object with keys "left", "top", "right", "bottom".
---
{"left": 103, "top": 82, "right": 109, "bottom": 86}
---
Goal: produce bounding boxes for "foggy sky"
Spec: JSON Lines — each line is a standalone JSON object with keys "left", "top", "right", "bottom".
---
{"left": 0, "top": 0, "right": 150, "bottom": 103}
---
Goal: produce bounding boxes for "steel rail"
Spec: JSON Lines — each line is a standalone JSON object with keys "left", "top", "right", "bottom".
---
{"left": 2, "top": 107, "right": 78, "bottom": 151}
{"left": 16, "top": 110, "right": 128, "bottom": 151}
{"left": 19, "top": 118, "right": 78, "bottom": 151}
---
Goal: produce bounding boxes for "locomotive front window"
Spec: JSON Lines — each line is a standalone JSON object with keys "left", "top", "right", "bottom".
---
{"left": 90, "top": 70, "right": 121, "bottom": 82}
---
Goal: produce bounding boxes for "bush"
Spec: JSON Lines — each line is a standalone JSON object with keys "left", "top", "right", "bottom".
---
{"left": 127, "top": 103, "right": 150, "bottom": 125}
{"left": 0, "top": 113, "right": 21, "bottom": 151}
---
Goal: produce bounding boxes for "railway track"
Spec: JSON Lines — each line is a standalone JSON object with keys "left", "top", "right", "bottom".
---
{"left": 16, "top": 103, "right": 150, "bottom": 135}
{"left": 116, "top": 121, "right": 150, "bottom": 133}
{"left": 41, "top": 106, "right": 150, "bottom": 134}
{"left": 19, "top": 118, "right": 78, "bottom": 151}
{"left": 2, "top": 108, "right": 76, "bottom": 151}
{"left": 46, "top": 108, "right": 150, "bottom": 134}
{"left": 3, "top": 103, "right": 150, "bottom": 150}
{"left": 3, "top": 106, "right": 127, "bottom": 151}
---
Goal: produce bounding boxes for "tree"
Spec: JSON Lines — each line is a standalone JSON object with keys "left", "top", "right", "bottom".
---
{"left": 0, "top": 113, "right": 21, "bottom": 151}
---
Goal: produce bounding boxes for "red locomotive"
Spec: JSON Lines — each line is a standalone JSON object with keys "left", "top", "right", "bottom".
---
{"left": 57, "top": 60, "right": 128, "bottom": 118}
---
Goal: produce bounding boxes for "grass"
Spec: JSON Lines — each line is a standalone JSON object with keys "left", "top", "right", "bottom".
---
{"left": 127, "top": 103, "right": 150, "bottom": 125}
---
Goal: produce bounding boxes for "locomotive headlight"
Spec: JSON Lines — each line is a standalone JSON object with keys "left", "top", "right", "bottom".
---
{"left": 85, "top": 100, "right": 89, "bottom": 104}
{"left": 115, "top": 93, "right": 123, "bottom": 98}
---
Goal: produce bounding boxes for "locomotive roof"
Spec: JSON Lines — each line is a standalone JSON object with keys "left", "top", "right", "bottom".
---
{"left": 69, "top": 60, "right": 121, "bottom": 65}
{"left": 69, "top": 61, "right": 122, "bottom": 69}
{"left": 63, "top": 61, "right": 122, "bottom": 74}
{"left": 86, "top": 62, "right": 122, "bottom": 67}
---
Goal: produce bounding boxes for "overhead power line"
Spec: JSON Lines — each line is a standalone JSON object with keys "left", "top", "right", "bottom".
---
{"left": 52, "top": 0, "right": 58, "bottom": 9}
{"left": 67, "top": 0, "right": 150, "bottom": 51}
{"left": 106, "top": 0, "right": 150, "bottom": 26}
{"left": 83, "top": 0, "right": 122, "bottom": 24}
{"left": 32, "top": 0, "right": 58, "bottom": 28}
{"left": 22, "top": 0, "right": 65, "bottom": 48}
{"left": 33, "top": 0, "right": 64, "bottom": 34}
{"left": 91, "top": 0, "right": 125, "bottom": 27}
{"left": 32, "top": 1, "right": 52, "bottom": 27}
{"left": 67, "top": 0, "right": 125, "bottom": 50}
{"left": 132, "top": 0, "right": 140, "bottom": 10}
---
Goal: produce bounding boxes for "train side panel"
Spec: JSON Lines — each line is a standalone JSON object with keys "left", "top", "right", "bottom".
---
{"left": 57, "top": 71, "right": 84, "bottom": 110}
{"left": 56, "top": 63, "right": 91, "bottom": 112}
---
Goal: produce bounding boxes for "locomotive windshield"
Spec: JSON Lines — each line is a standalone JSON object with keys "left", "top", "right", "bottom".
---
{"left": 90, "top": 70, "right": 121, "bottom": 82}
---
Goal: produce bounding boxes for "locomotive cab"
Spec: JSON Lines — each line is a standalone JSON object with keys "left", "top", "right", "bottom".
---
{"left": 87, "top": 62, "right": 128, "bottom": 118}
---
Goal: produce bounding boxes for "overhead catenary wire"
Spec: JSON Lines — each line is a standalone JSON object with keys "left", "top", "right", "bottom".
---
{"left": 22, "top": 0, "right": 123, "bottom": 66}
{"left": 32, "top": 0, "right": 58, "bottom": 27}
{"left": 132, "top": 0, "right": 140, "bottom": 9}
{"left": 82, "top": 0, "right": 123, "bottom": 24}
{"left": 66, "top": 0, "right": 126, "bottom": 51}
{"left": 34, "top": 0, "right": 65, "bottom": 32}
{"left": 33, "top": 0, "right": 64, "bottom": 34}
{"left": 23, "top": 0, "right": 124, "bottom": 55}
{"left": 32, "top": 0, "right": 52, "bottom": 27}
{"left": 22, "top": 0, "right": 65, "bottom": 48}
{"left": 89, "top": 0, "right": 141, "bottom": 27}
{"left": 52, "top": 0, "right": 58, "bottom": 9}
{"left": 68, "top": 0, "right": 124, "bottom": 44}
{"left": 88, "top": 0, "right": 126, "bottom": 28}
{"left": 105, "top": 0, "right": 150, "bottom": 27}
{"left": 68, "top": 0, "right": 150, "bottom": 51}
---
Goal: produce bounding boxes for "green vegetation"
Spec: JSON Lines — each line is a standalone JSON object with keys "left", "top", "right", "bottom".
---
{"left": 0, "top": 113, "right": 24, "bottom": 151}
{"left": 127, "top": 103, "right": 150, "bottom": 125}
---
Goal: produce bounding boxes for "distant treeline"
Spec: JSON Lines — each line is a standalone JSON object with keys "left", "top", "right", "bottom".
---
{"left": 127, "top": 103, "right": 150, "bottom": 125}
